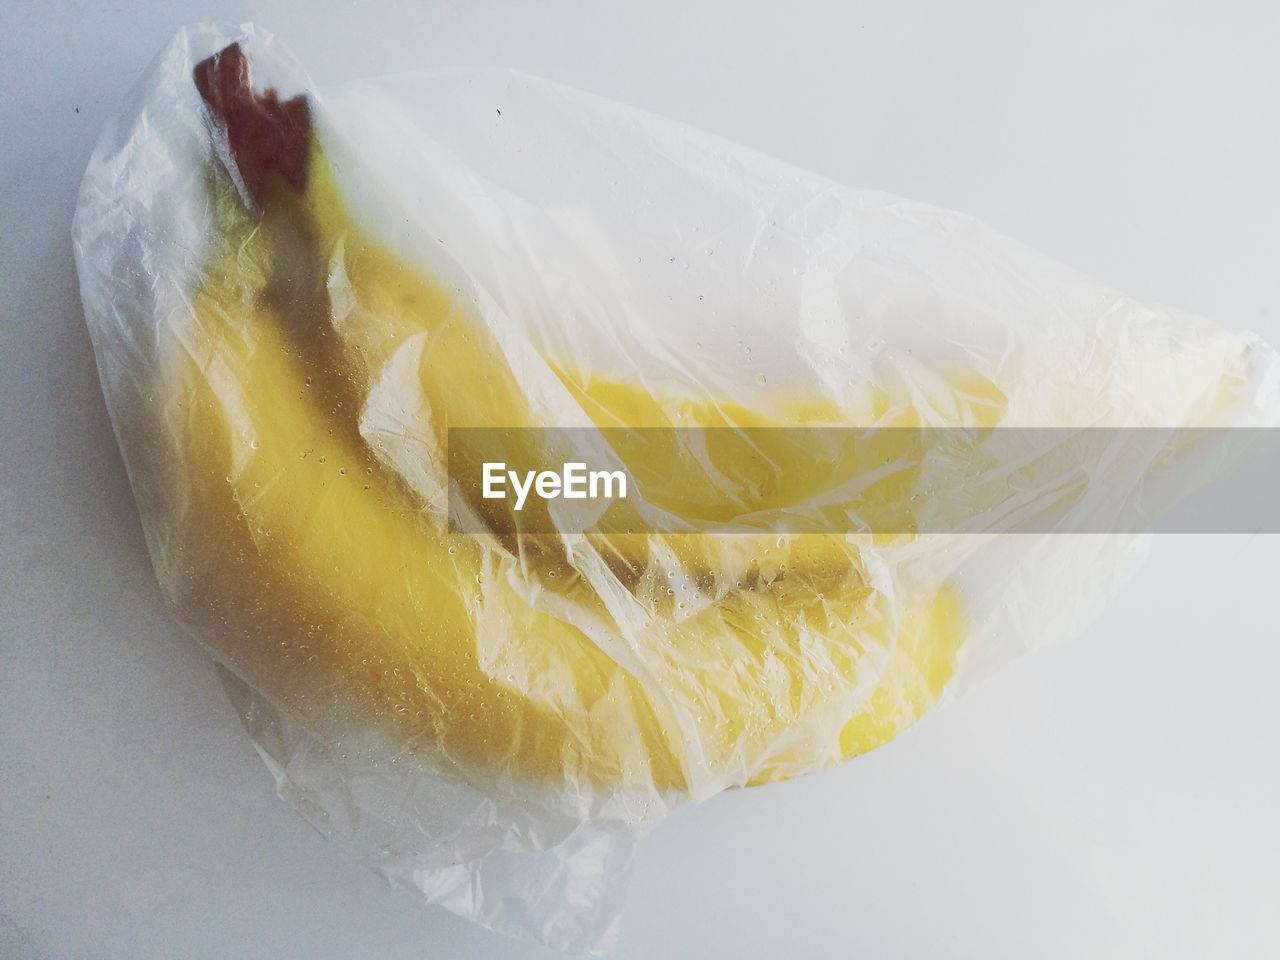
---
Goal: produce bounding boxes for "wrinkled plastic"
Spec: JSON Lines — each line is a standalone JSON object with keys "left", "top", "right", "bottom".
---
{"left": 73, "top": 23, "right": 1280, "bottom": 954}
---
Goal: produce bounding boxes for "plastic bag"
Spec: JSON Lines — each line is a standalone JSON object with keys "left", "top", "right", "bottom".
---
{"left": 73, "top": 23, "right": 1279, "bottom": 954}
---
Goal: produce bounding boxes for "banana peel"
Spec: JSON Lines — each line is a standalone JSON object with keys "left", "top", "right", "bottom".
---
{"left": 158, "top": 42, "right": 974, "bottom": 795}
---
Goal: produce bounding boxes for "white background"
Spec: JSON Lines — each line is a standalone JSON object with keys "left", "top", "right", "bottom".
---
{"left": 3, "top": 2, "right": 1278, "bottom": 957}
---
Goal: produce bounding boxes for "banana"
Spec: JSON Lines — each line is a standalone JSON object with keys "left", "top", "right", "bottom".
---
{"left": 160, "top": 43, "right": 969, "bottom": 796}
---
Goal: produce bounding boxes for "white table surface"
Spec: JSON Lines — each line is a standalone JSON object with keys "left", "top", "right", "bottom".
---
{"left": 3, "top": 2, "right": 1278, "bottom": 957}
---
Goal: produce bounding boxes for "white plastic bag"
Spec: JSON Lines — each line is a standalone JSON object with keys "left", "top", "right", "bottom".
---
{"left": 74, "top": 23, "right": 1279, "bottom": 953}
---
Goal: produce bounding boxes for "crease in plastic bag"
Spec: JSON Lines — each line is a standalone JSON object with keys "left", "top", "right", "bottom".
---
{"left": 73, "top": 23, "right": 1280, "bottom": 954}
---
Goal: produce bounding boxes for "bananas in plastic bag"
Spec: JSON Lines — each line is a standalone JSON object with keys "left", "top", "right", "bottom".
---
{"left": 73, "top": 24, "right": 1278, "bottom": 953}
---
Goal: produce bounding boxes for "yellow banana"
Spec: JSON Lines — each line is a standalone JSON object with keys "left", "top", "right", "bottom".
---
{"left": 158, "top": 44, "right": 974, "bottom": 795}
